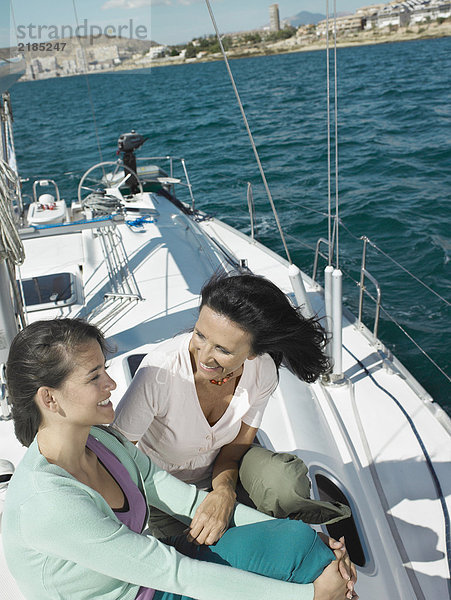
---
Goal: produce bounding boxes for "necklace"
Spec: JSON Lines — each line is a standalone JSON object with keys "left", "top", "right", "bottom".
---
{"left": 209, "top": 371, "right": 234, "bottom": 386}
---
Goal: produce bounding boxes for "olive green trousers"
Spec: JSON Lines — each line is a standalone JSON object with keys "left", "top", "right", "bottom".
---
{"left": 148, "top": 445, "right": 351, "bottom": 539}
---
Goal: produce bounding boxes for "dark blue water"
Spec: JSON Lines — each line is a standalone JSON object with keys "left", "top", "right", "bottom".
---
{"left": 10, "top": 37, "right": 451, "bottom": 412}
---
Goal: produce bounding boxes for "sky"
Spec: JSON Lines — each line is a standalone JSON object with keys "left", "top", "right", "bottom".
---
{"left": 2, "top": 0, "right": 385, "bottom": 48}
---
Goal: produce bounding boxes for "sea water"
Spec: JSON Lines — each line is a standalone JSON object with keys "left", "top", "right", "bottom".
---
{"left": 10, "top": 37, "right": 451, "bottom": 412}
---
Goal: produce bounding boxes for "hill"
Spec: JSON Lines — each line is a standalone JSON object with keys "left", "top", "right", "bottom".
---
{"left": 286, "top": 10, "right": 353, "bottom": 27}
{"left": 286, "top": 11, "right": 325, "bottom": 27}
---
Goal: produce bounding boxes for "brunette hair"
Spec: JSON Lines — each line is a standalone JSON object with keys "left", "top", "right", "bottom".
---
{"left": 200, "top": 273, "right": 330, "bottom": 382}
{"left": 6, "top": 318, "right": 109, "bottom": 447}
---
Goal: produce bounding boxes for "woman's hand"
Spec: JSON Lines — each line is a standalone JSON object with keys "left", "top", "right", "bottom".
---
{"left": 317, "top": 534, "right": 358, "bottom": 599}
{"left": 187, "top": 422, "right": 256, "bottom": 545}
{"left": 186, "top": 486, "right": 236, "bottom": 545}
{"left": 319, "top": 534, "right": 357, "bottom": 583}
{"left": 313, "top": 558, "right": 352, "bottom": 600}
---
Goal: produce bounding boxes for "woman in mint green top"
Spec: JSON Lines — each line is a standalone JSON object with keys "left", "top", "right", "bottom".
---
{"left": 2, "top": 319, "right": 356, "bottom": 600}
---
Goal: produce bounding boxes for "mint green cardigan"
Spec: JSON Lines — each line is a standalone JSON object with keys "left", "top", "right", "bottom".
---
{"left": 2, "top": 427, "right": 315, "bottom": 600}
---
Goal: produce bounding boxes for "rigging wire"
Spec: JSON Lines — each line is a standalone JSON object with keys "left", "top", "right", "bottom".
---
{"left": 333, "top": 0, "right": 340, "bottom": 269}
{"left": 366, "top": 238, "right": 450, "bottom": 307}
{"left": 204, "top": 0, "right": 292, "bottom": 264}
{"left": 326, "top": 2, "right": 332, "bottom": 264}
{"left": 228, "top": 197, "right": 450, "bottom": 381}
{"left": 9, "top": 1, "right": 19, "bottom": 47}
{"left": 71, "top": 0, "right": 105, "bottom": 171}
{"left": 220, "top": 185, "right": 450, "bottom": 311}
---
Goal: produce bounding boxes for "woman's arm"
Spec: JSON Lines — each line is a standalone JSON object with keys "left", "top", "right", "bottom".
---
{"left": 187, "top": 422, "right": 258, "bottom": 545}
{"left": 113, "top": 365, "right": 157, "bottom": 443}
{"left": 20, "top": 487, "right": 317, "bottom": 600}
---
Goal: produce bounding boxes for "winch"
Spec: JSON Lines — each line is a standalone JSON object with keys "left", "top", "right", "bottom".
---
{"left": 117, "top": 130, "right": 147, "bottom": 194}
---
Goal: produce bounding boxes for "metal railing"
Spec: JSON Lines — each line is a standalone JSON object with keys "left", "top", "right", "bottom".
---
{"left": 86, "top": 224, "right": 142, "bottom": 330}
{"left": 247, "top": 182, "right": 255, "bottom": 240}
{"left": 96, "top": 225, "right": 142, "bottom": 300}
{"left": 135, "top": 156, "right": 197, "bottom": 211}
{"left": 313, "top": 235, "right": 382, "bottom": 339}
{"left": 358, "top": 236, "right": 381, "bottom": 338}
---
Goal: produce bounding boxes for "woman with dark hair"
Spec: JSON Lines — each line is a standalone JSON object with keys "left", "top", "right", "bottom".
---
{"left": 114, "top": 273, "right": 350, "bottom": 546}
{"left": 2, "top": 318, "right": 356, "bottom": 600}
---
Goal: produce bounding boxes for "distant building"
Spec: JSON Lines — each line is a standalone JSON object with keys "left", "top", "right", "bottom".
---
{"left": 60, "top": 59, "right": 77, "bottom": 76}
{"left": 362, "top": 0, "right": 450, "bottom": 29}
{"left": 75, "top": 47, "right": 88, "bottom": 72}
{"left": 146, "top": 45, "right": 167, "bottom": 59}
{"left": 269, "top": 4, "right": 280, "bottom": 32}
{"left": 316, "top": 14, "right": 365, "bottom": 36}
{"left": 90, "top": 45, "right": 120, "bottom": 64}
{"left": 25, "top": 56, "right": 59, "bottom": 80}
{"left": 409, "top": 0, "right": 451, "bottom": 24}
{"left": 318, "top": 0, "right": 450, "bottom": 33}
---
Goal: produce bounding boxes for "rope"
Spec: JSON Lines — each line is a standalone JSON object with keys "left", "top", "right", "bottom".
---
{"left": 125, "top": 216, "right": 156, "bottom": 229}
{"left": 204, "top": 0, "right": 292, "bottom": 264}
{"left": 0, "top": 160, "right": 25, "bottom": 265}
{"left": 82, "top": 192, "right": 123, "bottom": 217}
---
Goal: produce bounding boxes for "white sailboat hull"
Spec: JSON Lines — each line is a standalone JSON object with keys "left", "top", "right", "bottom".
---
{"left": 1, "top": 188, "right": 449, "bottom": 600}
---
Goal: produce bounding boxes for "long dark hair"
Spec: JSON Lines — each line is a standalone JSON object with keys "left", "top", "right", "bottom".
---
{"left": 6, "top": 318, "right": 109, "bottom": 447}
{"left": 200, "top": 273, "right": 330, "bottom": 382}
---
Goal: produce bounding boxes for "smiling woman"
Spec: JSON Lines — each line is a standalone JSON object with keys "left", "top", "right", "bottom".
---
{"left": 5, "top": 318, "right": 112, "bottom": 447}
{"left": 114, "top": 273, "right": 351, "bottom": 546}
{"left": 190, "top": 306, "right": 256, "bottom": 386}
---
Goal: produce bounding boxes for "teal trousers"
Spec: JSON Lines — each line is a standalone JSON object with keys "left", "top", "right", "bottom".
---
{"left": 153, "top": 519, "right": 334, "bottom": 600}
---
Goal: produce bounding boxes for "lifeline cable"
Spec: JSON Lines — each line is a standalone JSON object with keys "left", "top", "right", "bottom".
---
{"left": 204, "top": 0, "right": 292, "bottom": 264}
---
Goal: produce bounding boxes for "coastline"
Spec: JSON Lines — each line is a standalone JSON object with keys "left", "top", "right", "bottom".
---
{"left": 10, "top": 19, "right": 451, "bottom": 80}
{"left": 146, "top": 21, "right": 451, "bottom": 69}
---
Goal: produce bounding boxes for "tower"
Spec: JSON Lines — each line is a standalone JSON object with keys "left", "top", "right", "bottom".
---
{"left": 269, "top": 4, "right": 280, "bottom": 32}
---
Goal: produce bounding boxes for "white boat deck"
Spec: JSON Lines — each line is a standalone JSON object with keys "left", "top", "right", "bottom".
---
{"left": 1, "top": 191, "right": 450, "bottom": 600}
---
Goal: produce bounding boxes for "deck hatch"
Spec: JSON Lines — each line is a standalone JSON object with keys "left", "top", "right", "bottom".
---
{"left": 19, "top": 272, "right": 77, "bottom": 310}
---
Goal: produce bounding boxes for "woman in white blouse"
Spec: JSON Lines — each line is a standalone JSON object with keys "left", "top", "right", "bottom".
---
{"left": 114, "top": 273, "right": 350, "bottom": 545}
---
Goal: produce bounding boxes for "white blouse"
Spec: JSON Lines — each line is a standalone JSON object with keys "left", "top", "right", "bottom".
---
{"left": 114, "top": 333, "right": 278, "bottom": 488}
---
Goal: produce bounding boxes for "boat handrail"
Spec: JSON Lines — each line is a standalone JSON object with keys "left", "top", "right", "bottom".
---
{"left": 247, "top": 182, "right": 255, "bottom": 241}
{"left": 312, "top": 237, "right": 331, "bottom": 282}
{"left": 236, "top": 194, "right": 450, "bottom": 387}
{"left": 88, "top": 292, "right": 141, "bottom": 331}
{"left": 358, "top": 237, "right": 381, "bottom": 338}
{"left": 95, "top": 226, "right": 142, "bottom": 301}
{"left": 312, "top": 234, "right": 382, "bottom": 339}
{"left": 32, "top": 179, "right": 61, "bottom": 203}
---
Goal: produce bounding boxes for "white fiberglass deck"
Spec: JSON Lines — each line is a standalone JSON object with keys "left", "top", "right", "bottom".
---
{"left": 1, "top": 191, "right": 450, "bottom": 600}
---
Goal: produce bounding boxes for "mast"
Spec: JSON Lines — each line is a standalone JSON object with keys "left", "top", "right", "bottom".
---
{"left": 0, "top": 91, "right": 24, "bottom": 366}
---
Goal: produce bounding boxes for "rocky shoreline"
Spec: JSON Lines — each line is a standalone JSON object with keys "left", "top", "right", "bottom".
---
{"left": 145, "top": 20, "right": 451, "bottom": 69}
{"left": 6, "top": 19, "right": 451, "bottom": 80}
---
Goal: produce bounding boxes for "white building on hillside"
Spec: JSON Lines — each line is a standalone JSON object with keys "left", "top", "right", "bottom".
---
{"left": 363, "top": 0, "right": 450, "bottom": 29}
